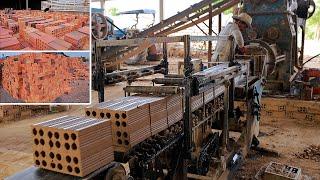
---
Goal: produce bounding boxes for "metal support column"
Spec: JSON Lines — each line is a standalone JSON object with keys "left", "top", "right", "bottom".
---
{"left": 100, "top": 0, "right": 105, "bottom": 14}
{"left": 182, "top": 35, "right": 192, "bottom": 179}
{"left": 95, "top": 43, "right": 104, "bottom": 103}
{"left": 26, "top": 0, "right": 29, "bottom": 9}
{"left": 163, "top": 42, "right": 169, "bottom": 75}
{"left": 218, "top": 14, "right": 222, "bottom": 33}
{"left": 208, "top": 4, "right": 213, "bottom": 65}
{"left": 222, "top": 80, "right": 230, "bottom": 150}
{"left": 183, "top": 35, "right": 192, "bottom": 154}
{"left": 159, "top": 0, "right": 164, "bottom": 21}
{"left": 229, "top": 78, "right": 235, "bottom": 117}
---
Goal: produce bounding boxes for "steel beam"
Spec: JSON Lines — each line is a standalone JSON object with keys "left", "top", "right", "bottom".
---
{"left": 152, "top": 78, "right": 184, "bottom": 86}
{"left": 156, "top": 0, "right": 233, "bottom": 36}
{"left": 138, "top": 0, "right": 215, "bottom": 37}
{"left": 123, "top": 86, "right": 181, "bottom": 94}
{"left": 167, "top": 0, "right": 239, "bottom": 35}
{"left": 97, "top": 36, "right": 184, "bottom": 47}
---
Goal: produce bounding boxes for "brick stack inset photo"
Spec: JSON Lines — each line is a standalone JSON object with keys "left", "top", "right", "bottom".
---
{"left": 0, "top": 52, "right": 89, "bottom": 103}
{"left": 31, "top": 116, "right": 114, "bottom": 177}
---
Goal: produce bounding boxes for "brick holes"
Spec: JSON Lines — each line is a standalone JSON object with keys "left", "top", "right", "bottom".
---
{"left": 65, "top": 143, "right": 70, "bottom": 150}
{"left": 73, "top": 157, "right": 78, "bottom": 164}
{"left": 121, "top": 113, "right": 127, "bottom": 119}
{"left": 118, "top": 139, "right": 122, "bottom": 145}
{"left": 56, "top": 154, "right": 62, "bottom": 161}
{"left": 116, "top": 131, "right": 121, "bottom": 137}
{"left": 115, "top": 121, "right": 120, "bottom": 127}
{"left": 67, "top": 166, "right": 73, "bottom": 172}
{"left": 35, "top": 160, "right": 40, "bottom": 165}
{"left": 64, "top": 133, "right": 69, "bottom": 140}
{"left": 92, "top": 111, "right": 97, "bottom": 117}
{"left": 106, "top": 113, "right": 111, "bottom": 118}
{"left": 71, "top": 143, "right": 77, "bottom": 150}
{"left": 51, "top": 163, "right": 56, "bottom": 169}
{"left": 40, "top": 151, "right": 46, "bottom": 157}
{"left": 32, "top": 128, "right": 37, "bottom": 135}
{"left": 71, "top": 133, "right": 77, "bottom": 140}
{"left": 124, "top": 140, "right": 129, "bottom": 146}
{"left": 54, "top": 132, "right": 59, "bottom": 139}
{"left": 123, "top": 132, "right": 128, "bottom": 138}
{"left": 34, "top": 151, "right": 39, "bottom": 157}
{"left": 75, "top": 167, "right": 80, "bottom": 174}
{"left": 49, "top": 152, "right": 55, "bottom": 159}
{"left": 66, "top": 156, "right": 71, "bottom": 163}
{"left": 122, "top": 122, "right": 127, "bottom": 127}
{"left": 40, "top": 139, "right": 45, "bottom": 145}
{"left": 48, "top": 131, "right": 53, "bottom": 138}
{"left": 49, "top": 140, "right": 54, "bottom": 147}
{"left": 55, "top": 141, "right": 61, "bottom": 148}
{"left": 39, "top": 129, "right": 44, "bottom": 136}
{"left": 115, "top": 113, "right": 120, "bottom": 119}
{"left": 42, "top": 160, "right": 47, "bottom": 167}
{"left": 57, "top": 163, "right": 63, "bottom": 170}
{"left": 85, "top": 111, "right": 90, "bottom": 116}
{"left": 34, "top": 138, "right": 39, "bottom": 145}
{"left": 100, "top": 112, "right": 105, "bottom": 118}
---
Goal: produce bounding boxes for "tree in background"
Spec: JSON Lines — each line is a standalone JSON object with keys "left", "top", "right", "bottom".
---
{"left": 108, "top": 7, "right": 119, "bottom": 16}
{"left": 306, "top": 0, "right": 320, "bottom": 40}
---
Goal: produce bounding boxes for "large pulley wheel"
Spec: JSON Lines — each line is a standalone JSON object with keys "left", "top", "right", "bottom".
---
{"left": 92, "top": 13, "right": 108, "bottom": 40}
{"left": 307, "top": 0, "right": 316, "bottom": 19}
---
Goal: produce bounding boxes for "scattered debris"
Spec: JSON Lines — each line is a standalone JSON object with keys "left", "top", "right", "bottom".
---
{"left": 295, "top": 145, "right": 320, "bottom": 162}
{"left": 252, "top": 146, "right": 281, "bottom": 158}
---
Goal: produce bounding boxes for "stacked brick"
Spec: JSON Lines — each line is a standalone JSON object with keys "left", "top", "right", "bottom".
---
{"left": 1, "top": 53, "right": 88, "bottom": 103}
{"left": 85, "top": 95, "right": 183, "bottom": 152}
{"left": 23, "top": 27, "right": 72, "bottom": 50}
{"left": 67, "top": 58, "right": 89, "bottom": 81}
{"left": 45, "top": 24, "right": 72, "bottom": 37}
{"left": 0, "top": 105, "right": 50, "bottom": 123}
{"left": 235, "top": 97, "right": 320, "bottom": 121}
{"left": 0, "top": 27, "right": 20, "bottom": 50}
{"left": 0, "top": 10, "right": 89, "bottom": 50}
{"left": 64, "top": 31, "right": 87, "bottom": 49}
{"left": 31, "top": 116, "right": 114, "bottom": 177}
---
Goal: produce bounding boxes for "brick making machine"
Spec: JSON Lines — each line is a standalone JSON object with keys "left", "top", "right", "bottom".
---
{"left": 9, "top": 34, "right": 265, "bottom": 179}
{"left": 8, "top": 0, "right": 319, "bottom": 179}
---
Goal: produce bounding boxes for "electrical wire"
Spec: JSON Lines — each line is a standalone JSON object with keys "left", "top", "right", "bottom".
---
{"left": 302, "top": 53, "right": 320, "bottom": 66}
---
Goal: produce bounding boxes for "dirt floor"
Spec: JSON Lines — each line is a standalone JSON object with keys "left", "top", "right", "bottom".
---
{"left": 235, "top": 116, "right": 320, "bottom": 179}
